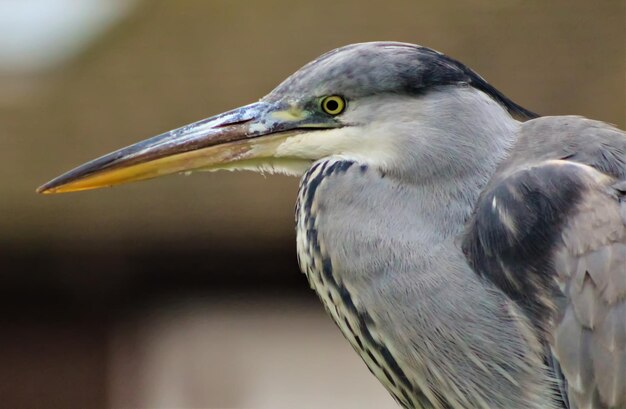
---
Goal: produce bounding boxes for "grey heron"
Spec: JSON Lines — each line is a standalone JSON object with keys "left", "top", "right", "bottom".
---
{"left": 38, "top": 42, "right": 626, "bottom": 409}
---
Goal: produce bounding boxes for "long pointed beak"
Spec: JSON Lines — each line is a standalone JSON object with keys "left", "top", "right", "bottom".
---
{"left": 37, "top": 101, "right": 329, "bottom": 194}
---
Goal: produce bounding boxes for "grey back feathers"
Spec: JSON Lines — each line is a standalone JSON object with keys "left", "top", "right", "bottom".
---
{"left": 463, "top": 117, "right": 626, "bottom": 408}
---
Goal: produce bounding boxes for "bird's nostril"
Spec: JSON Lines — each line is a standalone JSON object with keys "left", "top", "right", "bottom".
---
{"left": 214, "top": 117, "right": 254, "bottom": 128}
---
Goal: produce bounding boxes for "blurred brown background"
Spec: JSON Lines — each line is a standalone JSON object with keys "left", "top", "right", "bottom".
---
{"left": 1, "top": 1, "right": 624, "bottom": 408}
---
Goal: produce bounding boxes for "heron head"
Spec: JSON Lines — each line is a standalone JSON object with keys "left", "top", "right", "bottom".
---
{"left": 38, "top": 42, "right": 533, "bottom": 194}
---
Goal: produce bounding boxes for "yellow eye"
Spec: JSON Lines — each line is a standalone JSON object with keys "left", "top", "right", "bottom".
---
{"left": 321, "top": 95, "right": 346, "bottom": 115}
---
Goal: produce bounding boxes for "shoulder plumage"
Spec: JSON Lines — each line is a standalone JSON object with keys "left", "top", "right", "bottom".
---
{"left": 462, "top": 116, "right": 626, "bottom": 408}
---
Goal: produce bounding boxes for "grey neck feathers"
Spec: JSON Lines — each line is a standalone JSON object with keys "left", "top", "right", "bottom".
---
{"left": 384, "top": 87, "right": 521, "bottom": 239}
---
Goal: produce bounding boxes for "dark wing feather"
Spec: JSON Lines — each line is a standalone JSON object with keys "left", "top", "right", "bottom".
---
{"left": 462, "top": 116, "right": 626, "bottom": 408}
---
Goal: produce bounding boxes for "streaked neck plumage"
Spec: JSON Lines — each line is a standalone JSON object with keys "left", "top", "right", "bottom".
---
{"left": 294, "top": 90, "right": 550, "bottom": 409}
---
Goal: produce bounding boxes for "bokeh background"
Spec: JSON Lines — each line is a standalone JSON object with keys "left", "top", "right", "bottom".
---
{"left": 1, "top": 1, "right": 624, "bottom": 408}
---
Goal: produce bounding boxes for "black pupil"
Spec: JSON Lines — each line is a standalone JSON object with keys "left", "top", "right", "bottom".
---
{"left": 325, "top": 99, "right": 340, "bottom": 112}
